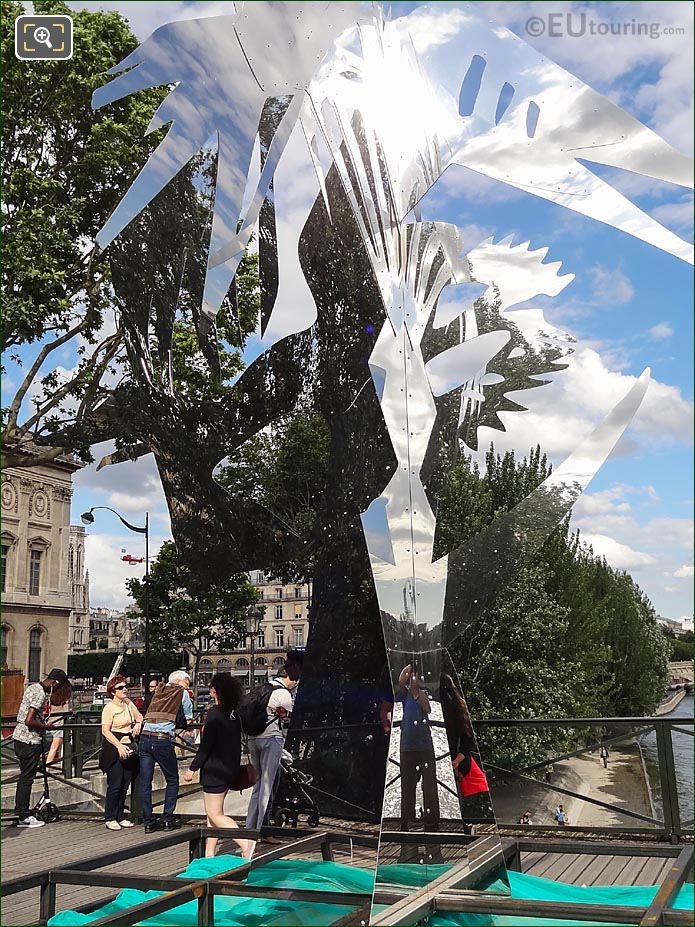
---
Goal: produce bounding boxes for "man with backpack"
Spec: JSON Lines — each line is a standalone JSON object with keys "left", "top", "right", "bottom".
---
{"left": 241, "top": 667, "right": 297, "bottom": 851}
{"left": 139, "top": 670, "right": 192, "bottom": 832}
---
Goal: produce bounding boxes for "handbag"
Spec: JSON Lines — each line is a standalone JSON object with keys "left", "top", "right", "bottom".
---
{"left": 458, "top": 755, "right": 489, "bottom": 796}
{"left": 231, "top": 759, "right": 258, "bottom": 792}
{"left": 123, "top": 702, "right": 139, "bottom": 758}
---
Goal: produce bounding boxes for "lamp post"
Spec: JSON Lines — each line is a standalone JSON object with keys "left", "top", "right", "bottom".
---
{"left": 81, "top": 506, "right": 150, "bottom": 685}
{"left": 245, "top": 604, "right": 263, "bottom": 691}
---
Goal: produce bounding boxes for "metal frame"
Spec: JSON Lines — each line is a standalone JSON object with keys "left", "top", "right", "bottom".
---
{"left": 4, "top": 827, "right": 691, "bottom": 927}
{"left": 372, "top": 840, "right": 694, "bottom": 927}
{"left": 2, "top": 826, "right": 378, "bottom": 926}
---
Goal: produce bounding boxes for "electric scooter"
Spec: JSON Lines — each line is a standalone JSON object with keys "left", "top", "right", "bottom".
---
{"left": 32, "top": 747, "right": 59, "bottom": 824}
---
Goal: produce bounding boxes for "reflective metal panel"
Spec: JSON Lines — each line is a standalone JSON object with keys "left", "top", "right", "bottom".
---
{"left": 80, "top": 3, "right": 693, "bottom": 922}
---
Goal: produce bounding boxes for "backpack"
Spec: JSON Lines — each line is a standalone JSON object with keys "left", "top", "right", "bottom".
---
{"left": 238, "top": 682, "right": 274, "bottom": 736}
{"left": 144, "top": 683, "right": 184, "bottom": 725}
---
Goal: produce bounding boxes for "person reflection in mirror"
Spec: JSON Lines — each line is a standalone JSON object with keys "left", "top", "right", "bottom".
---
{"left": 440, "top": 674, "right": 489, "bottom": 801}
{"left": 398, "top": 662, "right": 440, "bottom": 860}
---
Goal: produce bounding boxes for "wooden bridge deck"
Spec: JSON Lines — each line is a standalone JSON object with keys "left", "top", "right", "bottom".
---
{"left": 0, "top": 818, "right": 683, "bottom": 926}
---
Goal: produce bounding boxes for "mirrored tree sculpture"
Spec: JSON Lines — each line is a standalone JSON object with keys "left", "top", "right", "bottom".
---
{"left": 59, "top": 0, "right": 692, "bottom": 920}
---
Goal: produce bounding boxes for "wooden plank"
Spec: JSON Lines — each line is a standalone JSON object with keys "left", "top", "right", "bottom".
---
{"left": 594, "top": 855, "right": 634, "bottom": 886}
{"left": 520, "top": 851, "right": 546, "bottom": 872}
{"left": 640, "top": 846, "right": 693, "bottom": 926}
{"left": 554, "top": 852, "right": 600, "bottom": 886}
{"left": 539, "top": 853, "right": 582, "bottom": 882}
{"left": 433, "top": 894, "right": 693, "bottom": 925}
{"left": 526, "top": 852, "right": 565, "bottom": 879}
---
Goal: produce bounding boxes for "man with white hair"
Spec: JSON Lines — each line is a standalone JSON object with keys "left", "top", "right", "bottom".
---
{"left": 139, "top": 670, "right": 193, "bottom": 832}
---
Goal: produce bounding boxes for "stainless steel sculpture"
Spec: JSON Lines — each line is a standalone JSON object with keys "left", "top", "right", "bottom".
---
{"left": 90, "top": 1, "right": 693, "bottom": 918}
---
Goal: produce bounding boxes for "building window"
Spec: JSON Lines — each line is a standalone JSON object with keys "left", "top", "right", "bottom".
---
{"left": 273, "top": 656, "right": 285, "bottom": 668}
{"left": 275, "top": 627, "right": 284, "bottom": 648}
{"left": 1, "top": 625, "right": 8, "bottom": 668}
{"left": 28, "top": 628, "right": 42, "bottom": 681}
{"left": 293, "top": 626, "right": 304, "bottom": 647}
{"left": 256, "top": 629, "right": 265, "bottom": 648}
{"left": 275, "top": 588, "right": 283, "bottom": 599}
{"left": 274, "top": 604, "right": 282, "bottom": 620}
{"left": 1, "top": 544, "right": 8, "bottom": 592}
{"left": 29, "top": 550, "right": 42, "bottom": 595}
{"left": 258, "top": 589, "right": 264, "bottom": 600}
{"left": 294, "top": 586, "right": 302, "bottom": 599}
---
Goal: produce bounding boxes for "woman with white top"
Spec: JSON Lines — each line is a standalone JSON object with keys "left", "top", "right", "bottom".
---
{"left": 99, "top": 675, "right": 143, "bottom": 830}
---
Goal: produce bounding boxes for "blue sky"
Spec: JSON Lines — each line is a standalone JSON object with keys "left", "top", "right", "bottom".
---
{"left": 8, "top": 1, "right": 693, "bottom": 621}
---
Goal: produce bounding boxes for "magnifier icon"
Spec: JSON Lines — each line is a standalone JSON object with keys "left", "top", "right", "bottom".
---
{"left": 33, "top": 26, "right": 53, "bottom": 49}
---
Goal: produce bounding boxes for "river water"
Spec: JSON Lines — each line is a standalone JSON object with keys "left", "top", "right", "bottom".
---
{"left": 639, "top": 694, "right": 693, "bottom": 827}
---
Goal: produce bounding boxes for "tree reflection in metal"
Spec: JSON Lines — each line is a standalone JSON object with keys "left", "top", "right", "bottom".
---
{"left": 90, "top": 1, "right": 692, "bottom": 920}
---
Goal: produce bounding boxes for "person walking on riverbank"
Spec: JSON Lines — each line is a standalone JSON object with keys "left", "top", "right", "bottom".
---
{"left": 183, "top": 673, "right": 248, "bottom": 857}
{"left": 554, "top": 803, "right": 569, "bottom": 826}
{"left": 600, "top": 745, "right": 610, "bottom": 768}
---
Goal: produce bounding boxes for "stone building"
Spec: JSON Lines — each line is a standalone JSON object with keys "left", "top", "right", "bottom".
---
{"left": 196, "top": 572, "right": 311, "bottom": 687}
{"left": 88, "top": 605, "right": 143, "bottom": 652}
{"left": 1, "top": 455, "right": 81, "bottom": 680}
{"left": 67, "top": 525, "right": 90, "bottom": 653}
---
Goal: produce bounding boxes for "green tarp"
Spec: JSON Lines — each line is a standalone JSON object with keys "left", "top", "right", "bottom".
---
{"left": 48, "top": 855, "right": 694, "bottom": 926}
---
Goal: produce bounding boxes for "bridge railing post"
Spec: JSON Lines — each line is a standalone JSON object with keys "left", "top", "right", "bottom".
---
{"left": 655, "top": 722, "right": 681, "bottom": 843}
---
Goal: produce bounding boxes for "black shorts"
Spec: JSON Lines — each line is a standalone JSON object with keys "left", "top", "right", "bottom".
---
{"left": 201, "top": 773, "right": 228, "bottom": 795}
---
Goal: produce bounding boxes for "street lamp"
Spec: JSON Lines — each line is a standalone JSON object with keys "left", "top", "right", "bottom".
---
{"left": 81, "top": 506, "right": 150, "bottom": 684}
{"left": 245, "top": 604, "right": 263, "bottom": 691}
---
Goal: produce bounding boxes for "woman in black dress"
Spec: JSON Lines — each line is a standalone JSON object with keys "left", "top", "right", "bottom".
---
{"left": 183, "top": 673, "right": 247, "bottom": 857}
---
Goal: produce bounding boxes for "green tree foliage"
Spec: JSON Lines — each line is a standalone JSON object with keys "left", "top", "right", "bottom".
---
{"left": 2, "top": 0, "right": 165, "bottom": 467}
{"left": 663, "top": 629, "right": 694, "bottom": 662}
{"left": 216, "top": 410, "right": 331, "bottom": 582}
{"left": 440, "top": 446, "right": 671, "bottom": 767}
{"left": 125, "top": 541, "right": 259, "bottom": 692}
{"left": 67, "top": 649, "right": 181, "bottom": 681}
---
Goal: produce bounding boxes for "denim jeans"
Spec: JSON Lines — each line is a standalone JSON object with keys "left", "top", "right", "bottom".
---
{"left": 104, "top": 755, "right": 138, "bottom": 822}
{"left": 13, "top": 740, "right": 43, "bottom": 818}
{"left": 245, "top": 735, "right": 284, "bottom": 830}
{"left": 139, "top": 735, "right": 179, "bottom": 824}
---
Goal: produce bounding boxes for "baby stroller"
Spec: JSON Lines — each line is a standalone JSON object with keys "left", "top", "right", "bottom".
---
{"left": 272, "top": 749, "right": 320, "bottom": 828}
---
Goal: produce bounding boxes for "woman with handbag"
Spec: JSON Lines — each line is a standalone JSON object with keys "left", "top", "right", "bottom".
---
{"left": 439, "top": 673, "right": 489, "bottom": 798}
{"left": 99, "top": 675, "right": 142, "bottom": 831}
{"left": 183, "top": 673, "right": 249, "bottom": 857}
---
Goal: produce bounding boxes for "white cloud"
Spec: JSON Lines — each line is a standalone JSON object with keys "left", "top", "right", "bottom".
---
{"left": 648, "top": 321, "right": 674, "bottom": 340}
{"left": 478, "top": 345, "right": 693, "bottom": 464}
{"left": 590, "top": 264, "right": 635, "bottom": 305}
{"left": 572, "top": 486, "right": 632, "bottom": 517}
{"left": 674, "top": 564, "right": 694, "bottom": 578}
{"left": 85, "top": 532, "right": 147, "bottom": 609}
{"left": 651, "top": 198, "right": 695, "bottom": 239}
{"left": 108, "top": 491, "right": 157, "bottom": 514}
{"left": 579, "top": 533, "right": 655, "bottom": 570}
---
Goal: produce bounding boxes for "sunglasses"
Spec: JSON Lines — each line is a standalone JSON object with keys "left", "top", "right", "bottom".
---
{"left": 114, "top": 685, "right": 128, "bottom": 691}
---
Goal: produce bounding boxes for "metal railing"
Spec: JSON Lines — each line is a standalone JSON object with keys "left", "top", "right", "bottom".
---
{"left": 474, "top": 716, "right": 694, "bottom": 841}
{"left": 2, "top": 714, "right": 692, "bottom": 842}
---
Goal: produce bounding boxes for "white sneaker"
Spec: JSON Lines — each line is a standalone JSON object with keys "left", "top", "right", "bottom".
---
{"left": 118, "top": 819, "right": 134, "bottom": 828}
{"left": 105, "top": 821, "right": 122, "bottom": 831}
{"left": 17, "top": 815, "right": 45, "bottom": 828}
